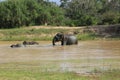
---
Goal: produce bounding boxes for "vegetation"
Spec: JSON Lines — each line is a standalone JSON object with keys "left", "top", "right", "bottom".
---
{"left": 0, "top": 27, "right": 99, "bottom": 41}
{"left": 0, "top": 0, "right": 65, "bottom": 28}
{"left": 0, "top": 26, "right": 119, "bottom": 41}
{"left": 0, "top": 1, "right": 119, "bottom": 79}
{"left": 0, "top": 27, "right": 68, "bottom": 41}
{"left": 0, "top": 69, "right": 85, "bottom": 80}
{"left": 0, "top": 0, "right": 120, "bottom": 28}
{"left": 99, "top": 69, "right": 120, "bottom": 80}
{"left": 0, "top": 61, "right": 120, "bottom": 80}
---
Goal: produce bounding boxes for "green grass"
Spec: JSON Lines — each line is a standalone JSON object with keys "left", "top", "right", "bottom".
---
{"left": 0, "top": 63, "right": 87, "bottom": 80}
{"left": 99, "top": 69, "right": 120, "bottom": 80}
{"left": 0, "top": 68, "right": 87, "bottom": 80}
{"left": 0, "top": 28, "right": 68, "bottom": 41}
{"left": 0, "top": 26, "right": 120, "bottom": 41}
{"left": 76, "top": 33, "right": 96, "bottom": 40}
{"left": 0, "top": 27, "right": 98, "bottom": 41}
{"left": 0, "top": 66, "right": 119, "bottom": 80}
{"left": 0, "top": 60, "right": 120, "bottom": 80}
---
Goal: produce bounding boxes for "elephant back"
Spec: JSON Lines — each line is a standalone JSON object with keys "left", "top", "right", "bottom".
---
{"left": 66, "top": 35, "right": 78, "bottom": 45}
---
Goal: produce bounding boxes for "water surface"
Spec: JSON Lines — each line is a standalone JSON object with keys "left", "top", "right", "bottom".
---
{"left": 0, "top": 41, "right": 120, "bottom": 74}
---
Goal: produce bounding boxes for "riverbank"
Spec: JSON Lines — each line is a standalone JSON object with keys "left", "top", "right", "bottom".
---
{"left": 0, "top": 26, "right": 80, "bottom": 41}
{"left": 0, "top": 25, "right": 120, "bottom": 41}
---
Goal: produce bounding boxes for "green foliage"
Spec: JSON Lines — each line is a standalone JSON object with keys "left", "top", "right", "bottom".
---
{"left": 77, "top": 33, "right": 96, "bottom": 40}
{"left": 0, "top": 0, "right": 120, "bottom": 28}
{"left": 63, "top": 0, "right": 100, "bottom": 26}
{"left": 101, "top": 11, "right": 120, "bottom": 25}
{"left": 0, "top": 0, "right": 65, "bottom": 28}
{"left": 62, "top": 0, "right": 120, "bottom": 26}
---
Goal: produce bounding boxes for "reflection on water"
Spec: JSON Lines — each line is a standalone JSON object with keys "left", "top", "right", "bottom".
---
{"left": 0, "top": 41, "right": 120, "bottom": 74}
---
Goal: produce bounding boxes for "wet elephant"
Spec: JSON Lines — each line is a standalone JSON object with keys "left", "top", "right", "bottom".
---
{"left": 10, "top": 44, "right": 22, "bottom": 48}
{"left": 52, "top": 33, "right": 78, "bottom": 46}
{"left": 23, "top": 41, "right": 39, "bottom": 46}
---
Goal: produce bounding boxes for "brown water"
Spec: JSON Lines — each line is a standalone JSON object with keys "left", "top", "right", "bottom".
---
{"left": 0, "top": 41, "right": 120, "bottom": 74}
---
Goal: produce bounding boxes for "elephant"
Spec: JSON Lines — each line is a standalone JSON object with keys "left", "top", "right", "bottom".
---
{"left": 10, "top": 44, "right": 22, "bottom": 48}
{"left": 23, "top": 41, "right": 39, "bottom": 46}
{"left": 52, "top": 33, "right": 78, "bottom": 46}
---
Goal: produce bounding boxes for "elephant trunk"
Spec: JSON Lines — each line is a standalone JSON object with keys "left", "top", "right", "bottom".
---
{"left": 52, "top": 38, "right": 55, "bottom": 46}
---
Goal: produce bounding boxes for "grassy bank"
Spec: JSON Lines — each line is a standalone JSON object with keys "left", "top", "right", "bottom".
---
{"left": 0, "top": 27, "right": 93, "bottom": 41}
{"left": 0, "top": 26, "right": 120, "bottom": 41}
{"left": 0, "top": 27, "right": 74, "bottom": 41}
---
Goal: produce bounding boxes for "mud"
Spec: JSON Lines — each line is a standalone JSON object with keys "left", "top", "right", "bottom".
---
{"left": 0, "top": 41, "right": 120, "bottom": 74}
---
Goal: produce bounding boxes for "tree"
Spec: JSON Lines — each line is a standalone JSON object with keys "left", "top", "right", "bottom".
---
{"left": 98, "top": 0, "right": 120, "bottom": 24}
{"left": 0, "top": 0, "right": 65, "bottom": 28}
{"left": 63, "top": 0, "right": 99, "bottom": 26}
{"left": 61, "top": 0, "right": 120, "bottom": 26}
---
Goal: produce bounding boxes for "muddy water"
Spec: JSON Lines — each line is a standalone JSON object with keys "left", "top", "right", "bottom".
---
{"left": 0, "top": 41, "right": 120, "bottom": 74}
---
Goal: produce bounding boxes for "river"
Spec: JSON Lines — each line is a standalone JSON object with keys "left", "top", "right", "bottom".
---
{"left": 0, "top": 41, "right": 120, "bottom": 74}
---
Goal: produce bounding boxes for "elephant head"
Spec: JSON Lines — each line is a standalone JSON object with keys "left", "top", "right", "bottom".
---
{"left": 52, "top": 33, "right": 78, "bottom": 46}
{"left": 52, "top": 33, "right": 64, "bottom": 46}
{"left": 10, "top": 44, "right": 22, "bottom": 48}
